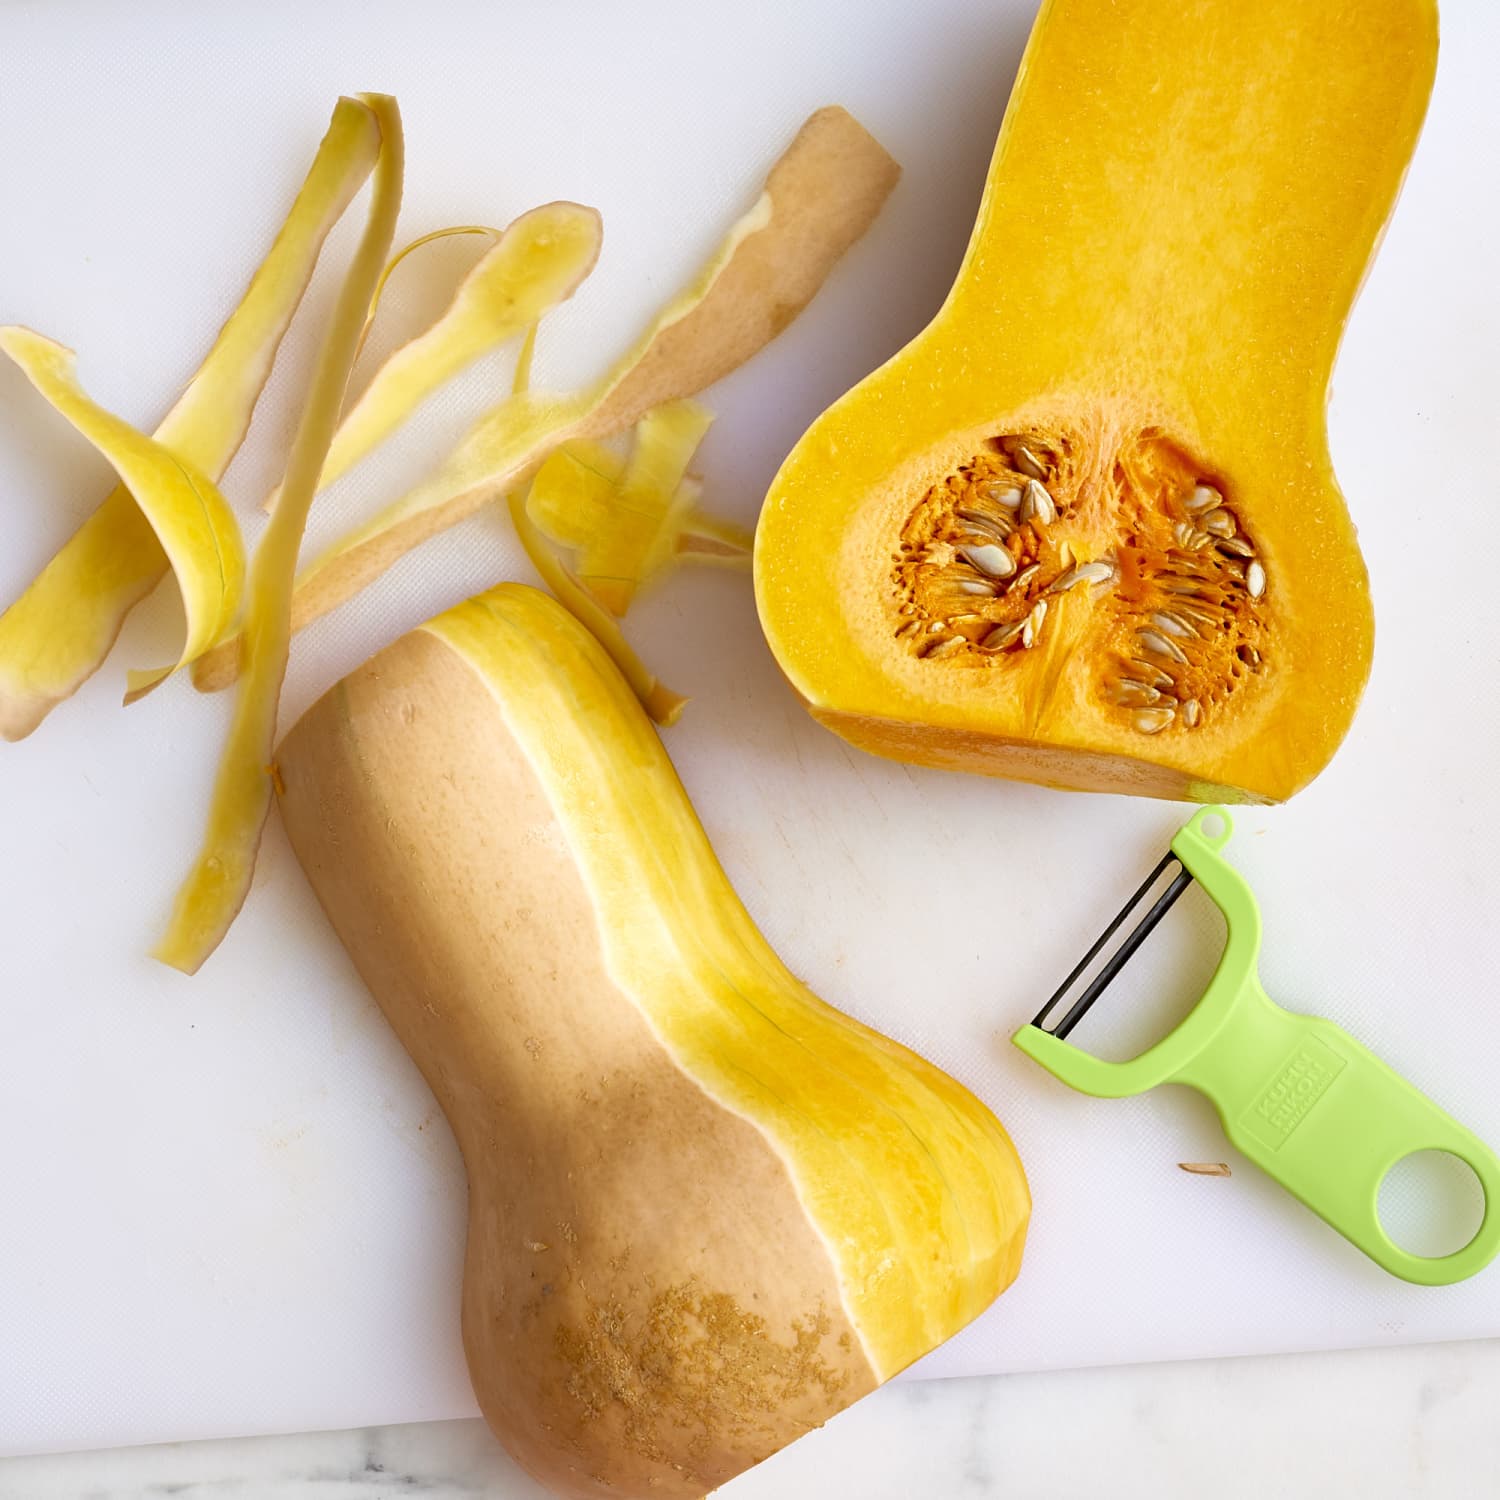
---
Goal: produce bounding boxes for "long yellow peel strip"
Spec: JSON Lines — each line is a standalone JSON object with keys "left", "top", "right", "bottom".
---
{"left": 155, "top": 95, "right": 405, "bottom": 975}
{"left": 0, "top": 329, "right": 245, "bottom": 692}
{"left": 264, "top": 201, "right": 602, "bottom": 511}
{"left": 191, "top": 105, "right": 900, "bottom": 690}
{"left": 505, "top": 325, "right": 685, "bottom": 724}
{"left": 351, "top": 224, "right": 495, "bottom": 368}
{"left": 571, "top": 399, "right": 713, "bottom": 615}
{"left": 0, "top": 98, "right": 381, "bottom": 741}
{"left": 507, "top": 489, "right": 686, "bottom": 726}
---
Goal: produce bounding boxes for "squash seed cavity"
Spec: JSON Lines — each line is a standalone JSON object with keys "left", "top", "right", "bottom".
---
{"left": 889, "top": 429, "right": 1270, "bottom": 734}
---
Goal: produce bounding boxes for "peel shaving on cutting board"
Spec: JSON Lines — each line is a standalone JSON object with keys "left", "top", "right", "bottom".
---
{"left": 0, "top": 96, "right": 898, "bottom": 966}
{"left": 0, "top": 96, "right": 380, "bottom": 741}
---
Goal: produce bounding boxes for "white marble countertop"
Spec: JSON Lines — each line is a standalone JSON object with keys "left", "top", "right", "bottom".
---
{"left": 3, "top": 1339, "right": 1495, "bottom": 1498}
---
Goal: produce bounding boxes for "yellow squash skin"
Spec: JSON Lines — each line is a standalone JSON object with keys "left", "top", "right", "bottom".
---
{"left": 755, "top": 0, "right": 1439, "bottom": 803}
{"left": 276, "top": 585, "right": 1028, "bottom": 1500}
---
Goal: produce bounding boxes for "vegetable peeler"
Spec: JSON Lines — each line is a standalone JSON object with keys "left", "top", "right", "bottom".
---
{"left": 1013, "top": 807, "right": 1500, "bottom": 1285}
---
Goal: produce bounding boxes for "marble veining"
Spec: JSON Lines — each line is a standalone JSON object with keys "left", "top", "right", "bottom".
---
{"left": 1, "top": 1341, "right": 1495, "bottom": 1498}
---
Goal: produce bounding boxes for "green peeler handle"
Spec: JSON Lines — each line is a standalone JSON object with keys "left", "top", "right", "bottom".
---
{"left": 1182, "top": 980, "right": 1500, "bottom": 1285}
{"left": 1015, "top": 807, "right": 1500, "bottom": 1286}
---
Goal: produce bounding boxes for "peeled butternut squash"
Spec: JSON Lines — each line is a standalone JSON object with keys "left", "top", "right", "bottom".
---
{"left": 755, "top": 0, "right": 1438, "bottom": 803}
{"left": 275, "top": 584, "right": 1028, "bottom": 1500}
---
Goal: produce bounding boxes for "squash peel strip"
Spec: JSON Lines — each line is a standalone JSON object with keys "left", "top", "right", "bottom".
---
{"left": 354, "top": 224, "right": 494, "bottom": 367}
{"left": 154, "top": 94, "right": 405, "bottom": 975}
{"left": 264, "top": 201, "right": 602, "bottom": 512}
{"left": 527, "top": 400, "right": 712, "bottom": 616}
{"left": 527, "top": 440, "right": 753, "bottom": 589}
{"left": 505, "top": 329, "right": 685, "bottom": 725}
{"left": 674, "top": 510, "right": 754, "bottom": 565}
{"left": 191, "top": 105, "right": 900, "bottom": 691}
{"left": 0, "top": 329, "right": 244, "bottom": 694}
{"left": 0, "top": 97, "right": 381, "bottom": 741}
{"left": 508, "top": 490, "right": 686, "bottom": 726}
{"left": 524, "top": 441, "right": 625, "bottom": 548}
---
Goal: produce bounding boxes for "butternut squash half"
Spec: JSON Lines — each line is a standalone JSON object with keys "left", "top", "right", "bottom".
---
{"left": 755, "top": 0, "right": 1438, "bottom": 802}
{"left": 275, "top": 584, "right": 1028, "bottom": 1500}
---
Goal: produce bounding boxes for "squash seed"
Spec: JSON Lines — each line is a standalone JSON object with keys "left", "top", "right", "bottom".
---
{"left": 958, "top": 506, "right": 1014, "bottom": 539}
{"left": 1161, "top": 578, "right": 1210, "bottom": 598}
{"left": 1014, "top": 444, "right": 1048, "bottom": 480}
{"left": 1052, "top": 559, "right": 1116, "bottom": 594}
{"left": 1022, "top": 599, "right": 1048, "bottom": 649}
{"left": 921, "top": 635, "right": 966, "bottom": 659}
{"left": 1112, "top": 679, "right": 1164, "bottom": 706}
{"left": 1128, "top": 659, "right": 1176, "bottom": 689}
{"left": 1150, "top": 611, "right": 1193, "bottom": 638}
{"left": 960, "top": 543, "right": 1017, "bottom": 579}
{"left": 1138, "top": 628, "right": 1189, "bottom": 664}
{"left": 985, "top": 482, "right": 1023, "bottom": 509}
{"left": 1132, "top": 706, "right": 1176, "bottom": 734}
{"left": 981, "top": 621, "right": 1024, "bottom": 651}
{"left": 892, "top": 433, "right": 1270, "bottom": 724}
{"left": 1176, "top": 604, "right": 1218, "bottom": 628}
{"left": 1019, "top": 479, "right": 1057, "bottom": 525}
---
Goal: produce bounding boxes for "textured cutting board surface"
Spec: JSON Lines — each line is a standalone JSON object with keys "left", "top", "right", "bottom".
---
{"left": 2, "top": 0, "right": 1498, "bottom": 1459}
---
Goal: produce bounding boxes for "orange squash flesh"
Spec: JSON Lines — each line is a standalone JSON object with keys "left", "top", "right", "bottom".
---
{"left": 755, "top": 0, "right": 1439, "bottom": 803}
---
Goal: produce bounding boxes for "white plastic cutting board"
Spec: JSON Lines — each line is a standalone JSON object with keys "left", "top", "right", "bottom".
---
{"left": 2, "top": 0, "right": 1498, "bottom": 1460}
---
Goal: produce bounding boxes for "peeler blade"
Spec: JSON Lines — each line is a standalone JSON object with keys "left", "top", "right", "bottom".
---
{"left": 1032, "top": 848, "right": 1194, "bottom": 1040}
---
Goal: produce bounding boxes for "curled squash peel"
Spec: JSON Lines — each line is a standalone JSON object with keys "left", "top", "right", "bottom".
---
{"left": 526, "top": 437, "right": 752, "bottom": 612}
{"left": 263, "top": 201, "right": 603, "bottom": 513}
{"left": 153, "top": 93, "right": 406, "bottom": 975}
{"left": 531, "top": 400, "right": 715, "bottom": 616}
{"left": 275, "top": 582, "right": 1028, "bottom": 1498}
{"left": 2, "top": 97, "right": 896, "bottom": 964}
{"left": 503, "top": 326, "right": 688, "bottom": 725}
{"left": 193, "top": 105, "right": 900, "bottom": 688}
{"left": 0, "top": 96, "right": 380, "bottom": 741}
{"left": 0, "top": 328, "right": 244, "bottom": 700}
{"left": 755, "top": 0, "right": 1439, "bottom": 803}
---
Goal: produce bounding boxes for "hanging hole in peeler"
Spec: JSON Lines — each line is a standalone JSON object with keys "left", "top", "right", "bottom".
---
{"left": 1197, "top": 811, "right": 1227, "bottom": 842}
{"left": 1377, "top": 1150, "right": 1487, "bottom": 1261}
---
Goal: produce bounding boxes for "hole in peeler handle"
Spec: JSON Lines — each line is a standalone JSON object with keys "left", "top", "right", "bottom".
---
{"left": 1377, "top": 1150, "right": 1487, "bottom": 1261}
{"left": 1196, "top": 810, "right": 1228, "bottom": 843}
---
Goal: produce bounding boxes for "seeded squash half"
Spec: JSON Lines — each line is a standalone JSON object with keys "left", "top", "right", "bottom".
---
{"left": 755, "top": 0, "right": 1438, "bottom": 802}
{"left": 275, "top": 584, "right": 1029, "bottom": 1500}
